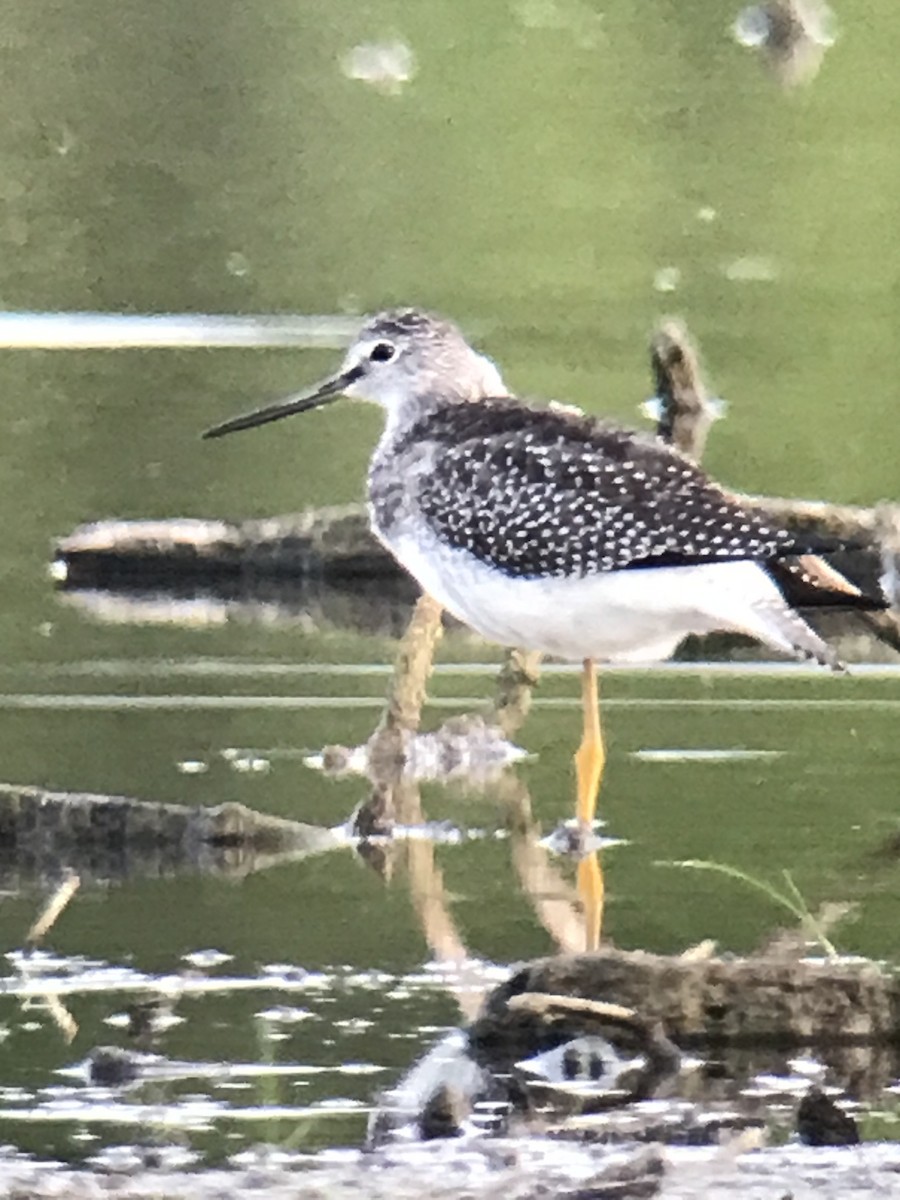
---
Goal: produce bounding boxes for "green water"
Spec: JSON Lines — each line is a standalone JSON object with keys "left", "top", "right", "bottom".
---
{"left": 0, "top": 0, "right": 897, "bottom": 1168}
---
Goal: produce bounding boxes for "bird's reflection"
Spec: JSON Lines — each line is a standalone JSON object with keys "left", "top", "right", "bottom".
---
{"left": 306, "top": 593, "right": 611, "bottom": 967}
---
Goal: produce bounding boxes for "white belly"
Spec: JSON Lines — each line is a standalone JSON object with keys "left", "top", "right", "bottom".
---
{"left": 379, "top": 520, "right": 798, "bottom": 663}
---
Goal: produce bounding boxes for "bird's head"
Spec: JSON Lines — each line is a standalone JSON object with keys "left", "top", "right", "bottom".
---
{"left": 202, "top": 307, "right": 506, "bottom": 440}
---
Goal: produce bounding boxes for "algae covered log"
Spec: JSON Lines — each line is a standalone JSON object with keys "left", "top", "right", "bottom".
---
{"left": 0, "top": 784, "right": 341, "bottom": 887}
{"left": 472, "top": 948, "right": 900, "bottom": 1058}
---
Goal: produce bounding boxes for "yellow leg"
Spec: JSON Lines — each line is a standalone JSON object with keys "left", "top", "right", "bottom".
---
{"left": 574, "top": 658, "right": 605, "bottom": 826}
{"left": 574, "top": 659, "right": 606, "bottom": 949}
{"left": 577, "top": 853, "right": 604, "bottom": 952}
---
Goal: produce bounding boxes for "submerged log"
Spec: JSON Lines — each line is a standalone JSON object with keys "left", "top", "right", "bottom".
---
{"left": 0, "top": 784, "right": 342, "bottom": 888}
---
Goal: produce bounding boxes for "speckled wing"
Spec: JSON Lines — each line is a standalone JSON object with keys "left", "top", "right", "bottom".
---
{"left": 409, "top": 402, "right": 804, "bottom": 579}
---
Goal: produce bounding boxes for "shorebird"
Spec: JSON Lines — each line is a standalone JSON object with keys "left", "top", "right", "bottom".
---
{"left": 204, "top": 307, "right": 879, "bottom": 830}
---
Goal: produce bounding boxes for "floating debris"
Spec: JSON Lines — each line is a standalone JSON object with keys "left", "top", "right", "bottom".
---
{"left": 85, "top": 1046, "right": 142, "bottom": 1088}
{"left": 796, "top": 1084, "right": 860, "bottom": 1146}
{"left": 104, "top": 998, "right": 184, "bottom": 1038}
{"left": 307, "top": 716, "right": 527, "bottom": 786}
{"left": 539, "top": 820, "right": 624, "bottom": 857}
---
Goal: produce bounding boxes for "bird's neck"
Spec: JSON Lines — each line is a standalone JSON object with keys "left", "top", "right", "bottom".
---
{"left": 378, "top": 389, "right": 456, "bottom": 445}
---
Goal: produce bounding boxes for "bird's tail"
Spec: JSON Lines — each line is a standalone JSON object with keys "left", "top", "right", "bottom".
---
{"left": 753, "top": 598, "right": 846, "bottom": 673}
{"left": 765, "top": 554, "right": 887, "bottom": 612}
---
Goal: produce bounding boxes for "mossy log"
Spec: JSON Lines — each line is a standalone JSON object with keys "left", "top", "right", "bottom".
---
{"left": 472, "top": 949, "right": 900, "bottom": 1061}
{"left": 0, "top": 784, "right": 340, "bottom": 887}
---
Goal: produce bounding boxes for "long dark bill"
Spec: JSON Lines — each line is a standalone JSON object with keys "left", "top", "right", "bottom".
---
{"left": 202, "top": 365, "right": 363, "bottom": 440}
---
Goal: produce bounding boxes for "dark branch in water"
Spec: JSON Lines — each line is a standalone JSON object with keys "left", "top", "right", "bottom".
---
{"left": 648, "top": 318, "right": 721, "bottom": 463}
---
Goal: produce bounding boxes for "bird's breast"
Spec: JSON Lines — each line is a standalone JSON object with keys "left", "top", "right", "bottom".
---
{"left": 367, "top": 435, "right": 437, "bottom": 540}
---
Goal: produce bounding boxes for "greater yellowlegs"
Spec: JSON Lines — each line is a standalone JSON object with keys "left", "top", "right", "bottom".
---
{"left": 204, "top": 307, "right": 878, "bottom": 829}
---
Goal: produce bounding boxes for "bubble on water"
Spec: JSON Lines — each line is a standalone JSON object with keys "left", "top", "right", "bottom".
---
{"left": 176, "top": 759, "right": 208, "bottom": 775}
{"left": 734, "top": 5, "right": 772, "bottom": 47}
{"left": 232, "top": 755, "right": 270, "bottom": 773}
{"left": 226, "top": 251, "right": 250, "bottom": 278}
{"left": 256, "top": 1005, "right": 314, "bottom": 1024}
{"left": 341, "top": 41, "right": 416, "bottom": 95}
{"left": 653, "top": 266, "right": 681, "bottom": 294}
{"left": 722, "top": 255, "right": 778, "bottom": 282}
{"left": 182, "top": 949, "right": 233, "bottom": 969}
{"left": 222, "top": 748, "right": 271, "bottom": 773}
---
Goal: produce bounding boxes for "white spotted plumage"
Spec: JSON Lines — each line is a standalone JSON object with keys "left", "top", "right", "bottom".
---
{"left": 370, "top": 396, "right": 796, "bottom": 581}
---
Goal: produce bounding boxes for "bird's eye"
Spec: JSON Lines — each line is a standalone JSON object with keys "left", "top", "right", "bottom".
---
{"left": 370, "top": 341, "right": 396, "bottom": 363}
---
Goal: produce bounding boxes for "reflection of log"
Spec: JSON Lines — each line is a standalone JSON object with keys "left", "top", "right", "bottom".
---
{"left": 0, "top": 784, "right": 341, "bottom": 888}
{"left": 648, "top": 319, "right": 722, "bottom": 462}
{"left": 56, "top": 577, "right": 418, "bottom": 637}
{"left": 53, "top": 495, "right": 900, "bottom": 655}
{"left": 737, "top": 0, "right": 834, "bottom": 89}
